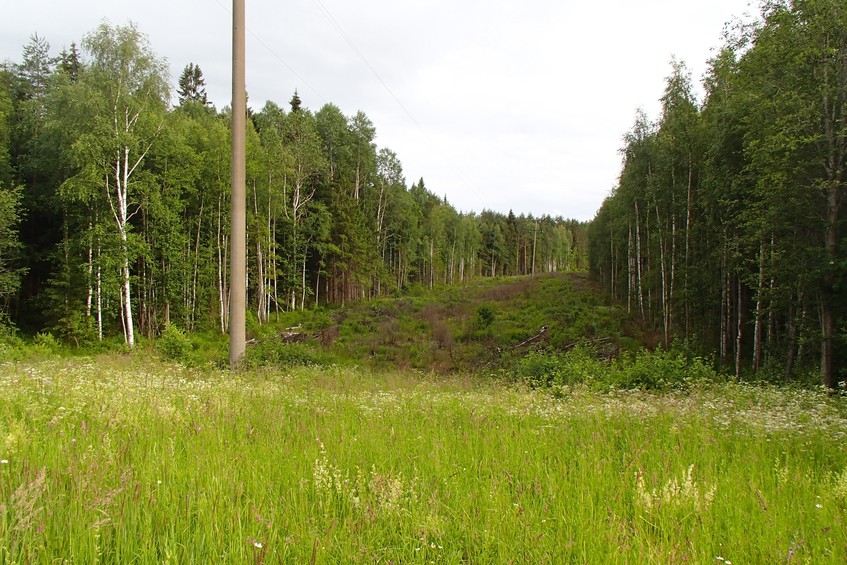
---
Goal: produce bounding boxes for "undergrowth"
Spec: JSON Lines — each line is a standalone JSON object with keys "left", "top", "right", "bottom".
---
{"left": 514, "top": 344, "right": 721, "bottom": 393}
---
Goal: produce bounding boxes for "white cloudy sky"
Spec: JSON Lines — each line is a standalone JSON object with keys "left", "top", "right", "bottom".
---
{"left": 1, "top": 0, "right": 756, "bottom": 220}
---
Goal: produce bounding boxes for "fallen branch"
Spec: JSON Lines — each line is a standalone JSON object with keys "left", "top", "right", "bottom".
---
{"left": 514, "top": 325, "right": 549, "bottom": 349}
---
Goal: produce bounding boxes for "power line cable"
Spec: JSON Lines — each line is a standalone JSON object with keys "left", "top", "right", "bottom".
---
{"left": 212, "top": 0, "right": 325, "bottom": 102}
{"left": 213, "top": 0, "right": 473, "bottom": 195}
{"left": 310, "top": 0, "right": 421, "bottom": 129}
{"left": 309, "top": 0, "right": 474, "bottom": 189}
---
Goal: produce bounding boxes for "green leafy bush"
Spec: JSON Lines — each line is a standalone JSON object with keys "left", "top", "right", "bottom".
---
{"left": 476, "top": 305, "right": 495, "bottom": 329}
{"left": 31, "top": 332, "right": 61, "bottom": 356}
{"left": 516, "top": 345, "right": 604, "bottom": 388}
{"left": 245, "top": 340, "right": 330, "bottom": 369}
{"left": 52, "top": 311, "right": 99, "bottom": 348}
{"left": 157, "top": 324, "right": 193, "bottom": 362}
{"left": 612, "top": 349, "right": 717, "bottom": 390}
{"left": 515, "top": 345, "right": 719, "bottom": 392}
{"left": 0, "top": 318, "right": 24, "bottom": 361}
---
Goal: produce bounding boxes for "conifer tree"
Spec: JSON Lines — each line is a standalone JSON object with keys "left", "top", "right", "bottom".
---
{"left": 177, "top": 63, "right": 208, "bottom": 106}
{"left": 289, "top": 90, "right": 302, "bottom": 113}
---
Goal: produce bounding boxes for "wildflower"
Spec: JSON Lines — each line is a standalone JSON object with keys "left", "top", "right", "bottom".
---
{"left": 815, "top": 503, "right": 823, "bottom": 509}
{"left": 0, "top": 459, "right": 8, "bottom": 464}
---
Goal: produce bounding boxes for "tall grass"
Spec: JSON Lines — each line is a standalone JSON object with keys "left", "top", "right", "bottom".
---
{"left": 1, "top": 357, "right": 846, "bottom": 562}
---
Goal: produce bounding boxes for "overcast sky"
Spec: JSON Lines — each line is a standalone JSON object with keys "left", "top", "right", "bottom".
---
{"left": 2, "top": 0, "right": 755, "bottom": 220}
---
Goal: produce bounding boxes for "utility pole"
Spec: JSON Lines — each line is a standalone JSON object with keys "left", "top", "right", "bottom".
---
{"left": 230, "top": 0, "right": 247, "bottom": 367}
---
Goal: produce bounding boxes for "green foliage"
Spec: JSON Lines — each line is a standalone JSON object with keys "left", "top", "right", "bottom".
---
{"left": 589, "top": 0, "right": 847, "bottom": 387}
{"left": 515, "top": 345, "right": 720, "bottom": 392}
{"left": 245, "top": 340, "right": 330, "bottom": 369}
{"left": 516, "top": 345, "right": 603, "bottom": 388}
{"left": 52, "top": 310, "right": 98, "bottom": 348}
{"left": 176, "top": 63, "right": 208, "bottom": 106}
{"left": 156, "top": 323, "right": 193, "bottom": 362}
{"left": 30, "top": 332, "right": 60, "bottom": 356}
{"left": 0, "top": 313, "right": 24, "bottom": 360}
{"left": 612, "top": 348, "right": 718, "bottom": 390}
{"left": 476, "top": 304, "right": 495, "bottom": 329}
{"left": 0, "top": 184, "right": 25, "bottom": 306}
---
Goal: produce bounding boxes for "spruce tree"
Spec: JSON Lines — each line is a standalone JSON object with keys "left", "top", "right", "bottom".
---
{"left": 289, "top": 89, "right": 302, "bottom": 113}
{"left": 59, "top": 43, "right": 81, "bottom": 84}
{"left": 177, "top": 63, "right": 208, "bottom": 106}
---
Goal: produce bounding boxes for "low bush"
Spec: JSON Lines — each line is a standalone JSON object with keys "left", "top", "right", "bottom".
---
{"left": 157, "top": 324, "right": 193, "bottom": 362}
{"left": 476, "top": 304, "right": 495, "bottom": 329}
{"left": 611, "top": 348, "right": 718, "bottom": 390}
{"left": 515, "top": 345, "right": 720, "bottom": 392}
{"left": 31, "top": 332, "right": 61, "bottom": 357}
{"left": 0, "top": 320, "right": 25, "bottom": 361}
{"left": 245, "top": 340, "right": 331, "bottom": 369}
{"left": 516, "top": 345, "right": 604, "bottom": 388}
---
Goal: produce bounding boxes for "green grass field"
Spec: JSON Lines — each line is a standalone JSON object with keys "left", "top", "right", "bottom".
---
{"left": 2, "top": 356, "right": 846, "bottom": 563}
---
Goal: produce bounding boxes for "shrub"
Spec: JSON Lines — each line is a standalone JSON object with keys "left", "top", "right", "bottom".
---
{"left": 157, "top": 324, "right": 193, "bottom": 362}
{"left": 516, "top": 350, "right": 564, "bottom": 387}
{"left": 31, "top": 332, "right": 61, "bottom": 356}
{"left": 245, "top": 340, "right": 329, "bottom": 369}
{"left": 53, "top": 311, "right": 99, "bottom": 348}
{"left": 516, "top": 345, "right": 605, "bottom": 388}
{"left": 612, "top": 348, "right": 718, "bottom": 391}
{"left": 476, "top": 305, "right": 495, "bottom": 329}
{"left": 515, "top": 345, "right": 720, "bottom": 393}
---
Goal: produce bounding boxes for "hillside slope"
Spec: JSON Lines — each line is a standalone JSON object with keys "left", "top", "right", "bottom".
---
{"left": 248, "top": 273, "right": 644, "bottom": 373}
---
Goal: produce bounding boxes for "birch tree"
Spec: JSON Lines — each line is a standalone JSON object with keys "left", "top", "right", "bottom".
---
{"left": 71, "top": 23, "right": 169, "bottom": 347}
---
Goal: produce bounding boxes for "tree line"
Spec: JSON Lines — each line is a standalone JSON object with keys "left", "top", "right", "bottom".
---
{"left": 588, "top": 0, "right": 847, "bottom": 388}
{"left": 0, "top": 22, "right": 587, "bottom": 346}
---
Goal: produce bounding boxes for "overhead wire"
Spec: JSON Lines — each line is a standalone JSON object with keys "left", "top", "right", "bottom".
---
{"left": 213, "top": 0, "right": 473, "bottom": 194}
{"left": 309, "top": 0, "right": 422, "bottom": 130}
{"left": 308, "top": 0, "right": 474, "bottom": 189}
{"left": 212, "top": 0, "right": 325, "bottom": 102}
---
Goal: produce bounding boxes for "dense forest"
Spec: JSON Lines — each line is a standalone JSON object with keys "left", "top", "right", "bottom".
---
{"left": 589, "top": 0, "right": 847, "bottom": 388}
{"left": 0, "top": 23, "right": 587, "bottom": 347}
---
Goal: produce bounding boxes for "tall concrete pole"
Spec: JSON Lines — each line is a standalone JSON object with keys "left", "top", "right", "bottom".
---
{"left": 230, "top": 0, "right": 247, "bottom": 367}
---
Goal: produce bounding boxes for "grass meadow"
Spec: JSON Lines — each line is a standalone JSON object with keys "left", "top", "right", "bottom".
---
{"left": 1, "top": 356, "right": 846, "bottom": 563}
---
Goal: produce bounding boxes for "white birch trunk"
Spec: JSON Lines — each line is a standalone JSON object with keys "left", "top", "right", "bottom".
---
{"left": 753, "top": 240, "right": 765, "bottom": 371}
